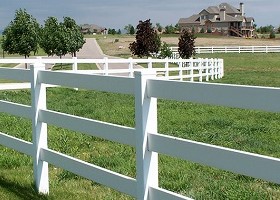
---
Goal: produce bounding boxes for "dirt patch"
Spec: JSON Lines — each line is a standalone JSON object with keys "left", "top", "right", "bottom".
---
{"left": 97, "top": 35, "right": 280, "bottom": 57}
{"left": 162, "top": 37, "right": 280, "bottom": 47}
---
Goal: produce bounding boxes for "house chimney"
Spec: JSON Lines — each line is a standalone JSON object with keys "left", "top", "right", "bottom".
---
{"left": 240, "top": 2, "right": 244, "bottom": 16}
{"left": 220, "top": 7, "right": 226, "bottom": 21}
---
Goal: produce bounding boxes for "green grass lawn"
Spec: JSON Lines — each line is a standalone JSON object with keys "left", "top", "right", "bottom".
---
{"left": 198, "top": 53, "right": 280, "bottom": 87}
{"left": 0, "top": 53, "right": 280, "bottom": 199}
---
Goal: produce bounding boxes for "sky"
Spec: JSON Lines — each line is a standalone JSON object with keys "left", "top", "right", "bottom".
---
{"left": 0, "top": 0, "right": 279, "bottom": 31}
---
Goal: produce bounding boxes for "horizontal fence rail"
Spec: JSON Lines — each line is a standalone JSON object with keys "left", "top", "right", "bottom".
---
{"left": 170, "top": 46, "right": 280, "bottom": 56}
{"left": 0, "top": 64, "right": 279, "bottom": 199}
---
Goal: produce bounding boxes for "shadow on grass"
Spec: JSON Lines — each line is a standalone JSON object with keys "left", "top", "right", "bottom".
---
{"left": 0, "top": 176, "right": 51, "bottom": 200}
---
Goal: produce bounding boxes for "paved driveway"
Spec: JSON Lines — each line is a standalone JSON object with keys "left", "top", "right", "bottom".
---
{"left": 13, "top": 38, "right": 142, "bottom": 73}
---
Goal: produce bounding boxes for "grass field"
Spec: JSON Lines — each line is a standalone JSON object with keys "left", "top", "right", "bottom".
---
{"left": 1, "top": 41, "right": 280, "bottom": 199}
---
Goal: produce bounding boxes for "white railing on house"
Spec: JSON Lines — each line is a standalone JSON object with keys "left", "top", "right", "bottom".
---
{"left": 170, "top": 46, "right": 280, "bottom": 57}
{"left": 0, "top": 65, "right": 280, "bottom": 200}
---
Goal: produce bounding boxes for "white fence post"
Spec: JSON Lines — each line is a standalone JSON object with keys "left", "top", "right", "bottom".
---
{"left": 72, "top": 57, "right": 78, "bottom": 90}
{"left": 72, "top": 57, "right": 78, "bottom": 72}
{"left": 164, "top": 57, "right": 169, "bottom": 78}
{"left": 104, "top": 57, "right": 109, "bottom": 75}
{"left": 190, "top": 58, "right": 194, "bottom": 82}
{"left": 129, "top": 57, "right": 134, "bottom": 77}
{"left": 31, "top": 62, "right": 49, "bottom": 194}
{"left": 148, "top": 57, "right": 153, "bottom": 69}
{"left": 179, "top": 58, "right": 183, "bottom": 81}
{"left": 199, "top": 58, "right": 203, "bottom": 82}
{"left": 135, "top": 71, "right": 158, "bottom": 200}
{"left": 205, "top": 58, "right": 209, "bottom": 81}
{"left": 214, "top": 59, "right": 218, "bottom": 79}
{"left": 210, "top": 58, "right": 214, "bottom": 80}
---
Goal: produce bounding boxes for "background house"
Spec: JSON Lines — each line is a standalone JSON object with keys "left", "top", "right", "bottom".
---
{"left": 80, "top": 24, "right": 107, "bottom": 34}
{"left": 178, "top": 2, "right": 255, "bottom": 37}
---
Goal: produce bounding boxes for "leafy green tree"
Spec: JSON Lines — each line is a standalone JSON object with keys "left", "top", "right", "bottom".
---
{"left": 62, "top": 17, "right": 85, "bottom": 57}
{"left": 129, "top": 19, "right": 161, "bottom": 58}
{"left": 158, "top": 42, "right": 172, "bottom": 58}
{"left": 178, "top": 30, "right": 196, "bottom": 59}
{"left": 40, "top": 16, "right": 85, "bottom": 58}
{"left": 1, "top": 9, "right": 40, "bottom": 62}
{"left": 40, "top": 17, "right": 62, "bottom": 57}
{"left": 117, "top": 29, "right": 122, "bottom": 34}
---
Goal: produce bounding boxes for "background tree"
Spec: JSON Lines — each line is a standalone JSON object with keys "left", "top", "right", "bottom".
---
{"left": 108, "top": 28, "right": 117, "bottom": 35}
{"left": 178, "top": 29, "right": 196, "bottom": 59}
{"left": 62, "top": 17, "right": 85, "bottom": 57}
{"left": 156, "top": 23, "right": 163, "bottom": 32}
{"left": 164, "top": 24, "right": 175, "bottom": 34}
{"left": 129, "top": 19, "right": 161, "bottom": 58}
{"left": 117, "top": 29, "right": 122, "bottom": 34}
{"left": 124, "top": 24, "right": 135, "bottom": 35}
{"left": 1, "top": 9, "right": 40, "bottom": 64}
{"left": 40, "top": 16, "right": 85, "bottom": 58}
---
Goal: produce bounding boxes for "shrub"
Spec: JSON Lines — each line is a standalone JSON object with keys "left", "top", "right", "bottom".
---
{"left": 269, "top": 31, "right": 276, "bottom": 39}
{"left": 178, "top": 30, "right": 196, "bottom": 59}
{"left": 158, "top": 42, "right": 172, "bottom": 58}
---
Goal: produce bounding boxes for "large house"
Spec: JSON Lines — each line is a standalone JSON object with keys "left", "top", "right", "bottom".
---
{"left": 178, "top": 2, "right": 255, "bottom": 37}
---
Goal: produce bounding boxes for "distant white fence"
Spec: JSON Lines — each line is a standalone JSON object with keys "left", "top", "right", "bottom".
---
{"left": 170, "top": 46, "right": 280, "bottom": 57}
{"left": 0, "top": 65, "right": 280, "bottom": 199}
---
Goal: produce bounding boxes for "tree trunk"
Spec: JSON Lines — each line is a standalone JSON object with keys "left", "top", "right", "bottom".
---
{"left": 25, "top": 55, "right": 27, "bottom": 69}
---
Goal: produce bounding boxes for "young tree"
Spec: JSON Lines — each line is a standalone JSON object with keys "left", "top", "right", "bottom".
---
{"left": 117, "top": 29, "right": 122, "bottom": 34}
{"left": 62, "top": 17, "right": 85, "bottom": 57}
{"left": 129, "top": 19, "right": 161, "bottom": 58}
{"left": 1, "top": 9, "right": 40, "bottom": 63}
{"left": 178, "top": 30, "right": 196, "bottom": 59}
{"left": 40, "top": 16, "right": 85, "bottom": 58}
{"left": 40, "top": 17, "right": 61, "bottom": 57}
{"left": 158, "top": 42, "right": 172, "bottom": 58}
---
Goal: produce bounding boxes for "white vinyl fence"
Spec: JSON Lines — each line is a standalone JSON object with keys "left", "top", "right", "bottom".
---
{"left": 0, "top": 57, "right": 223, "bottom": 91}
{"left": 170, "top": 46, "right": 280, "bottom": 58}
{"left": 0, "top": 65, "right": 280, "bottom": 200}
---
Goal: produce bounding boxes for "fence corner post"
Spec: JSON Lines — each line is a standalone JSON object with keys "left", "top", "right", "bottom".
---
{"left": 31, "top": 62, "right": 49, "bottom": 194}
{"left": 135, "top": 70, "right": 158, "bottom": 200}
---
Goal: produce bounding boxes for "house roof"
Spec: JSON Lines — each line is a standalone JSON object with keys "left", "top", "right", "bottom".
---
{"left": 178, "top": 14, "right": 201, "bottom": 24}
{"left": 81, "top": 24, "right": 105, "bottom": 32}
{"left": 205, "top": 6, "right": 219, "bottom": 14}
{"left": 245, "top": 17, "right": 254, "bottom": 22}
{"left": 179, "top": 2, "right": 254, "bottom": 25}
{"left": 219, "top": 3, "right": 241, "bottom": 14}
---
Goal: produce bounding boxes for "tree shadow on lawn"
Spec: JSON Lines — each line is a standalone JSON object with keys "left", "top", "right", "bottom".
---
{"left": 0, "top": 176, "right": 51, "bottom": 200}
